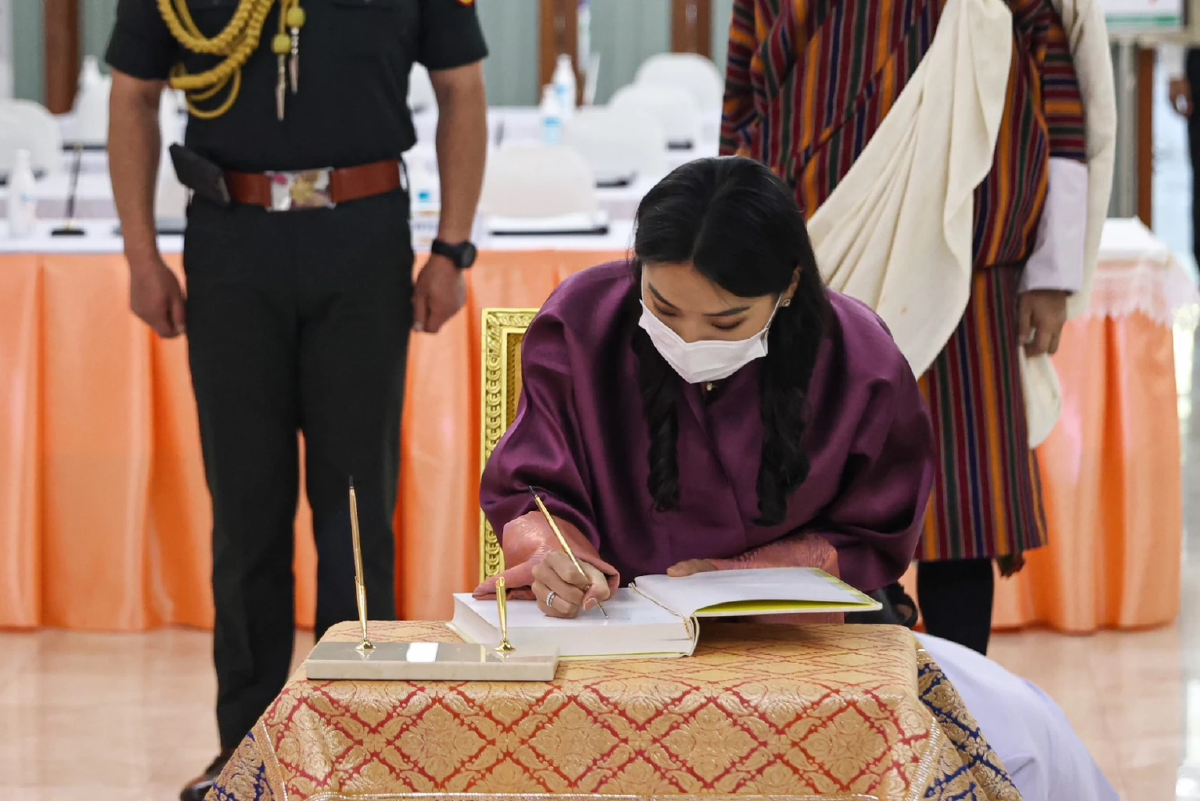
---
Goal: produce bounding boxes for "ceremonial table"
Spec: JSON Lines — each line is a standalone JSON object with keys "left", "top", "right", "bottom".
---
{"left": 209, "top": 621, "right": 1018, "bottom": 801}
{"left": 0, "top": 219, "right": 1191, "bottom": 634}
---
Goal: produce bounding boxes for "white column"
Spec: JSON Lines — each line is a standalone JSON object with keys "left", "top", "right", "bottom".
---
{"left": 1111, "top": 39, "right": 1139, "bottom": 218}
{"left": 0, "top": 0, "right": 12, "bottom": 100}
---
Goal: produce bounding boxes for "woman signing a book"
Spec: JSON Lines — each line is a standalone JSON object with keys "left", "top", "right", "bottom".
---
{"left": 477, "top": 156, "right": 934, "bottom": 616}
{"left": 474, "top": 157, "right": 1118, "bottom": 801}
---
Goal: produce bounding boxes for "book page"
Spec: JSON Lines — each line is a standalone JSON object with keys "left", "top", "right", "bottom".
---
{"left": 452, "top": 590, "right": 696, "bottom": 659}
{"left": 455, "top": 589, "right": 682, "bottom": 629}
{"left": 632, "top": 568, "right": 877, "bottom": 618}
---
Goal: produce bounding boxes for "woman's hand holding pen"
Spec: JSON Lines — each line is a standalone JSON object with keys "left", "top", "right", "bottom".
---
{"left": 532, "top": 551, "right": 611, "bottom": 618}
{"left": 471, "top": 509, "right": 620, "bottom": 613}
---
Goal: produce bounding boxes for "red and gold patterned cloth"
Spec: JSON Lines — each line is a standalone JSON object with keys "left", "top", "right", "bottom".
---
{"left": 210, "top": 622, "right": 1020, "bottom": 801}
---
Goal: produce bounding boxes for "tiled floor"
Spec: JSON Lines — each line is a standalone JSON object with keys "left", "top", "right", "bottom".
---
{"left": 0, "top": 628, "right": 315, "bottom": 801}
{"left": 4, "top": 66, "right": 1200, "bottom": 801}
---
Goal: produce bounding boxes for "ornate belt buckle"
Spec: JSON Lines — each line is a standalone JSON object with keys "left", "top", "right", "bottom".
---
{"left": 267, "top": 168, "right": 336, "bottom": 211}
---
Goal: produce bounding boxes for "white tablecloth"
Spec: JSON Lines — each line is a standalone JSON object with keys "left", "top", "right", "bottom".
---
{"left": 1, "top": 107, "right": 719, "bottom": 222}
{"left": 1092, "top": 217, "right": 1198, "bottom": 324}
{"left": 0, "top": 218, "right": 636, "bottom": 256}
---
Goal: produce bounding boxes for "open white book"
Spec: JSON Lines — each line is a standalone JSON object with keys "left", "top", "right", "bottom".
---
{"left": 450, "top": 567, "right": 881, "bottom": 659}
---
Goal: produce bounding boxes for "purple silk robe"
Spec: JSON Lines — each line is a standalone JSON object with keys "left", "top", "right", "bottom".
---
{"left": 479, "top": 262, "right": 935, "bottom": 592}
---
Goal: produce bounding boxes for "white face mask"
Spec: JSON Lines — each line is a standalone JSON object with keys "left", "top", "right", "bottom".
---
{"left": 638, "top": 298, "right": 780, "bottom": 384}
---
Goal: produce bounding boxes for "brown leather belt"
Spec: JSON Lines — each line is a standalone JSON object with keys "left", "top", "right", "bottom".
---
{"left": 224, "top": 158, "right": 403, "bottom": 211}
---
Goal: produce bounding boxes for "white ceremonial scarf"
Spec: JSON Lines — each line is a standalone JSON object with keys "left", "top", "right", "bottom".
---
{"left": 805, "top": 0, "right": 1116, "bottom": 447}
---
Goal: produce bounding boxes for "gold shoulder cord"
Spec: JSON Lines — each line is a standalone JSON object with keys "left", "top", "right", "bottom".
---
{"left": 156, "top": 0, "right": 306, "bottom": 120}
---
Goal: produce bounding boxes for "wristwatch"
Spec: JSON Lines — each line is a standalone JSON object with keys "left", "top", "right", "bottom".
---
{"left": 431, "top": 238, "right": 478, "bottom": 270}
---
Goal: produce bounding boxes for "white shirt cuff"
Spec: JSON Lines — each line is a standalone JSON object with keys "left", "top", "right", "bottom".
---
{"left": 1020, "top": 158, "right": 1089, "bottom": 294}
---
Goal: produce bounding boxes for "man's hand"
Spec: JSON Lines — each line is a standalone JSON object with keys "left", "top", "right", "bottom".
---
{"left": 129, "top": 254, "right": 187, "bottom": 338}
{"left": 109, "top": 70, "right": 180, "bottom": 338}
{"left": 1170, "top": 77, "right": 1193, "bottom": 117}
{"left": 997, "top": 551, "right": 1026, "bottom": 578}
{"left": 412, "top": 254, "right": 466, "bottom": 334}
{"left": 1018, "top": 290, "right": 1069, "bottom": 357}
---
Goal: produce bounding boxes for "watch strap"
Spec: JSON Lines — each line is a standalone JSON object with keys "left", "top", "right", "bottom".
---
{"left": 431, "top": 238, "right": 476, "bottom": 269}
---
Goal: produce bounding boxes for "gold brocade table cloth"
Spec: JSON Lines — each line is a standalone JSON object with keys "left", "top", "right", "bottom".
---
{"left": 209, "top": 622, "right": 1019, "bottom": 801}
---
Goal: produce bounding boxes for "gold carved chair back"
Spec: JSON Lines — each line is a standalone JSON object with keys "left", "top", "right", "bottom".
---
{"left": 479, "top": 308, "right": 538, "bottom": 582}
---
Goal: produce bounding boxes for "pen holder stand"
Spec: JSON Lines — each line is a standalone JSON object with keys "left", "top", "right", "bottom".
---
{"left": 305, "top": 637, "right": 559, "bottom": 682}
{"left": 312, "top": 483, "right": 559, "bottom": 681}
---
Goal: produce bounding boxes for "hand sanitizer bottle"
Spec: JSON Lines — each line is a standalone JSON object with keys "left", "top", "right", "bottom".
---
{"left": 539, "top": 84, "right": 563, "bottom": 147}
{"left": 7, "top": 149, "right": 37, "bottom": 238}
{"left": 552, "top": 53, "right": 576, "bottom": 121}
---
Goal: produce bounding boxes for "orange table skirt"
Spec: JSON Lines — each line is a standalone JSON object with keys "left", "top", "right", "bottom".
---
{"left": 899, "top": 310, "right": 1184, "bottom": 632}
{"left": 0, "top": 251, "right": 1182, "bottom": 632}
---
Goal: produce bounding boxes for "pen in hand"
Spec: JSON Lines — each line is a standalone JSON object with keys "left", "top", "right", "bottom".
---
{"left": 528, "top": 487, "right": 609, "bottom": 619}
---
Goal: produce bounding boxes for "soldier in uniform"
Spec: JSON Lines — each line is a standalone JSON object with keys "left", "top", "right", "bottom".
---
{"left": 104, "top": 1, "right": 488, "bottom": 797}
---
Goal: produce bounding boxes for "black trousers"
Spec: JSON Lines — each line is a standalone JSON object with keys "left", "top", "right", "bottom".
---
{"left": 183, "top": 191, "right": 414, "bottom": 750}
{"left": 1188, "top": 50, "right": 1200, "bottom": 267}
{"left": 915, "top": 559, "right": 995, "bottom": 656}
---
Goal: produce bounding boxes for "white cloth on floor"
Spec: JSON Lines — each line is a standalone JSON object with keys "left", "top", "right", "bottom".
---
{"left": 916, "top": 633, "right": 1119, "bottom": 801}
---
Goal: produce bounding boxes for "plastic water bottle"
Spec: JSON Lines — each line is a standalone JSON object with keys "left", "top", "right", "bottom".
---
{"left": 408, "top": 161, "right": 441, "bottom": 250}
{"left": 79, "top": 55, "right": 103, "bottom": 87}
{"left": 73, "top": 55, "right": 104, "bottom": 111}
{"left": 552, "top": 53, "right": 576, "bottom": 121}
{"left": 7, "top": 149, "right": 37, "bottom": 238}
{"left": 410, "top": 160, "right": 439, "bottom": 208}
{"left": 539, "top": 84, "right": 563, "bottom": 147}
{"left": 577, "top": 1, "right": 591, "bottom": 81}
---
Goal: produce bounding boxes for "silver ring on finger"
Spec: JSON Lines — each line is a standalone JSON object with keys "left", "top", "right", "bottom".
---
{"left": 545, "top": 590, "right": 557, "bottom": 610}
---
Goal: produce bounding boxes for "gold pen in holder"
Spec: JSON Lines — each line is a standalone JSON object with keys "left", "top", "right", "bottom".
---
{"left": 349, "top": 479, "right": 374, "bottom": 652}
{"left": 528, "top": 487, "right": 608, "bottom": 619}
{"left": 494, "top": 576, "right": 516, "bottom": 653}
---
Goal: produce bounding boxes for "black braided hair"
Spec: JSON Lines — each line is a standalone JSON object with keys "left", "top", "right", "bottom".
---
{"left": 631, "top": 157, "right": 832, "bottom": 525}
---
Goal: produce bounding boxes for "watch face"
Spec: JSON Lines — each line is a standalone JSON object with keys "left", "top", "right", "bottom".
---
{"left": 434, "top": 239, "right": 477, "bottom": 269}
{"left": 458, "top": 242, "right": 478, "bottom": 269}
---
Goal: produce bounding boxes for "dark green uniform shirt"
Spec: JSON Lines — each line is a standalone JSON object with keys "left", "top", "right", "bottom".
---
{"left": 105, "top": 0, "right": 488, "bottom": 172}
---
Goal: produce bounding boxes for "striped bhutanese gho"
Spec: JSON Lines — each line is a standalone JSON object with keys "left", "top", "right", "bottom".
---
{"left": 720, "top": 0, "right": 1086, "bottom": 559}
